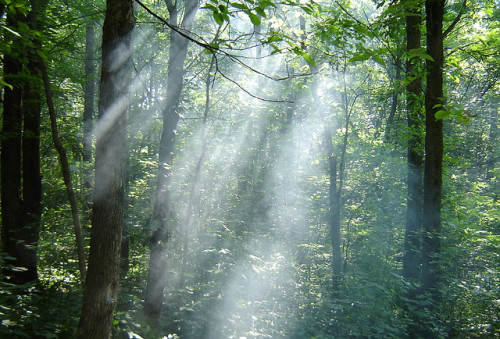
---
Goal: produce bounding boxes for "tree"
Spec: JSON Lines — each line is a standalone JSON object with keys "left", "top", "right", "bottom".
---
{"left": 402, "top": 0, "right": 423, "bottom": 292}
{"left": 421, "top": 0, "right": 445, "bottom": 316}
{"left": 144, "top": 0, "right": 199, "bottom": 325}
{"left": 1, "top": 0, "right": 43, "bottom": 286}
{"left": 82, "top": 18, "right": 96, "bottom": 210}
{"left": 76, "top": 0, "right": 134, "bottom": 336}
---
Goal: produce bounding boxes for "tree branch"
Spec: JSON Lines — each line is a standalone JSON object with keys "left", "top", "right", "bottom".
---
{"left": 444, "top": 0, "right": 467, "bottom": 38}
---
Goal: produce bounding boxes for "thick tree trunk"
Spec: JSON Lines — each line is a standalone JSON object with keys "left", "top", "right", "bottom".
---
{"left": 76, "top": 0, "right": 134, "bottom": 337}
{"left": 403, "top": 2, "right": 423, "bottom": 284}
{"left": 422, "top": 0, "right": 444, "bottom": 298}
{"left": 144, "top": 0, "right": 198, "bottom": 324}
{"left": 1, "top": 8, "right": 42, "bottom": 286}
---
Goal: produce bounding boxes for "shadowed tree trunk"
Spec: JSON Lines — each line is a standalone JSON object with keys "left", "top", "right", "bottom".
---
{"left": 1, "top": 3, "right": 42, "bottom": 286}
{"left": 76, "top": 0, "right": 134, "bottom": 337}
{"left": 402, "top": 3, "right": 424, "bottom": 335}
{"left": 403, "top": 0, "right": 423, "bottom": 287}
{"left": 421, "top": 0, "right": 444, "bottom": 315}
{"left": 144, "top": 0, "right": 199, "bottom": 325}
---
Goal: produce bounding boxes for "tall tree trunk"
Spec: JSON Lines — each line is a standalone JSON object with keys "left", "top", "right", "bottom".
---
{"left": 83, "top": 19, "right": 96, "bottom": 210}
{"left": 76, "top": 0, "right": 134, "bottom": 337}
{"left": 403, "top": 1, "right": 423, "bottom": 285}
{"left": 179, "top": 56, "right": 214, "bottom": 287}
{"left": 1, "top": 5, "right": 42, "bottom": 286}
{"left": 325, "top": 129, "right": 341, "bottom": 294}
{"left": 422, "top": 0, "right": 444, "bottom": 301}
{"left": 325, "top": 70, "right": 351, "bottom": 295}
{"left": 384, "top": 57, "right": 402, "bottom": 142}
{"left": 144, "top": 0, "right": 198, "bottom": 324}
{"left": 40, "top": 60, "right": 87, "bottom": 284}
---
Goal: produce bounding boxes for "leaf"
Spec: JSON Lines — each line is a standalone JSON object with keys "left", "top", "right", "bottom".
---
{"left": 349, "top": 53, "right": 371, "bottom": 62}
{"left": 213, "top": 11, "right": 224, "bottom": 25}
{"left": 218, "top": 4, "right": 228, "bottom": 14}
{"left": 1, "top": 24, "right": 21, "bottom": 37}
{"left": 301, "top": 51, "right": 316, "bottom": 67}
{"left": 434, "top": 110, "right": 449, "bottom": 120}
{"left": 266, "top": 34, "right": 282, "bottom": 43}
{"left": 255, "top": 6, "right": 267, "bottom": 17}
{"left": 248, "top": 11, "right": 261, "bottom": 25}
{"left": 371, "top": 54, "right": 385, "bottom": 66}
{"left": 230, "top": 2, "right": 249, "bottom": 10}
{"left": 270, "top": 43, "right": 281, "bottom": 54}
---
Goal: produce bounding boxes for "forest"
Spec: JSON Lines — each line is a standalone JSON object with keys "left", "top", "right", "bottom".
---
{"left": 0, "top": 0, "right": 498, "bottom": 337}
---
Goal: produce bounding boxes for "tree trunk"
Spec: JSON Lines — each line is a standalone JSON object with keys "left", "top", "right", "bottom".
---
{"left": 384, "top": 57, "right": 402, "bottom": 142}
{"left": 76, "top": 0, "right": 134, "bottom": 337}
{"left": 40, "top": 60, "right": 87, "bottom": 284}
{"left": 1, "top": 6, "right": 42, "bottom": 286}
{"left": 83, "top": 19, "right": 96, "bottom": 210}
{"left": 144, "top": 0, "right": 199, "bottom": 324}
{"left": 422, "top": 0, "right": 444, "bottom": 299}
{"left": 325, "top": 129, "right": 341, "bottom": 293}
{"left": 403, "top": 1, "right": 423, "bottom": 285}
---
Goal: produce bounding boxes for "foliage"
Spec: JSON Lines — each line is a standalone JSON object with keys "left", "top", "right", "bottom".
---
{"left": 0, "top": 0, "right": 498, "bottom": 337}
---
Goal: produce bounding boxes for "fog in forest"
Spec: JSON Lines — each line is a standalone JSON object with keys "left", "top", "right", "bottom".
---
{"left": 0, "top": 0, "right": 498, "bottom": 338}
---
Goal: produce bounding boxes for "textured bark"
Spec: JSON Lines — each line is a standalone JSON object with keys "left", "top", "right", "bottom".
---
{"left": 76, "top": 0, "right": 133, "bottom": 337}
{"left": 1, "top": 8, "right": 42, "bottom": 286}
{"left": 403, "top": 2, "right": 423, "bottom": 284}
{"left": 422, "top": 0, "right": 444, "bottom": 297}
{"left": 144, "top": 0, "right": 199, "bottom": 324}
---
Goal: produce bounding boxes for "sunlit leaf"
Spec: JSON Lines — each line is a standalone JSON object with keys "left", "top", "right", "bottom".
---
{"left": 434, "top": 110, "right": 449, "bottom": 119}
{"left": 248, "top": 11, "right": 261, "bottom": 25}
{"left": 230, "top": 2, "right": 249, "bottom": 10}
{"left": 349, "top": 53, "right": 371, "bottom": 62}
{"left": 213, "top": 11, "right": 224, "bottom": 25}
{"left": 371, "top": 54, "right": 385, "bottom": 66}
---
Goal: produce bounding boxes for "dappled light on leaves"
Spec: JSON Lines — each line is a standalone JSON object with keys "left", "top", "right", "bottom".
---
{"left": 0, "top": 0, "right": 498, "bottom": 337}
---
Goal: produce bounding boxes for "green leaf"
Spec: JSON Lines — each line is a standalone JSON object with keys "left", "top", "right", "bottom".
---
{"left": 230, "top": 2, "right": 249, "bottom": 10}
{"left": 203, "top": 3, "right": 218, "bottom": 11}
{"left": 213, "top": 11, "right": 224, "bottom": 25}
{"left": 349, "top": 53, "right": 371, "bottom": 62}
{"left": 218, "top": 4, "right": 228, "bottom": 13}
{"left": 266, "top": 34, "right": 282, "bottom": 43}
{"left": 248, "top": 11, "right": 261, "bottom": 25}
{"left": 371, "top": 54, "right": 385, "bottom": 66}
{"left": 270, "top": 43, "right": 281, "bottom": 54}
{"left": 301, "top": 51, "right": 316, "bottom": 67}
{"left": 435, "top": 110, "right": 449, "bottom": 119}
{"left": 255, "top": 6, "right": 267, "bottom": 17}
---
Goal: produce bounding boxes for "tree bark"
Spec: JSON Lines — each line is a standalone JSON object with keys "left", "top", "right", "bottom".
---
{"left": 1, "top": 6, "right": 42, "bottom": 286}
{"left": 144, "top": 0, "right": 199, "bottom": 324}
{"left": 83, "top": 19, "right": 96, "bottom": 210}
{"left": 422, "top": 0, "right": 444, "bottom": 299}
{"left": 403, "top": 1, "right": 423, "bottom": 285}
{"left": 76, "top": 0, "right": 134, "bottom": 337}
